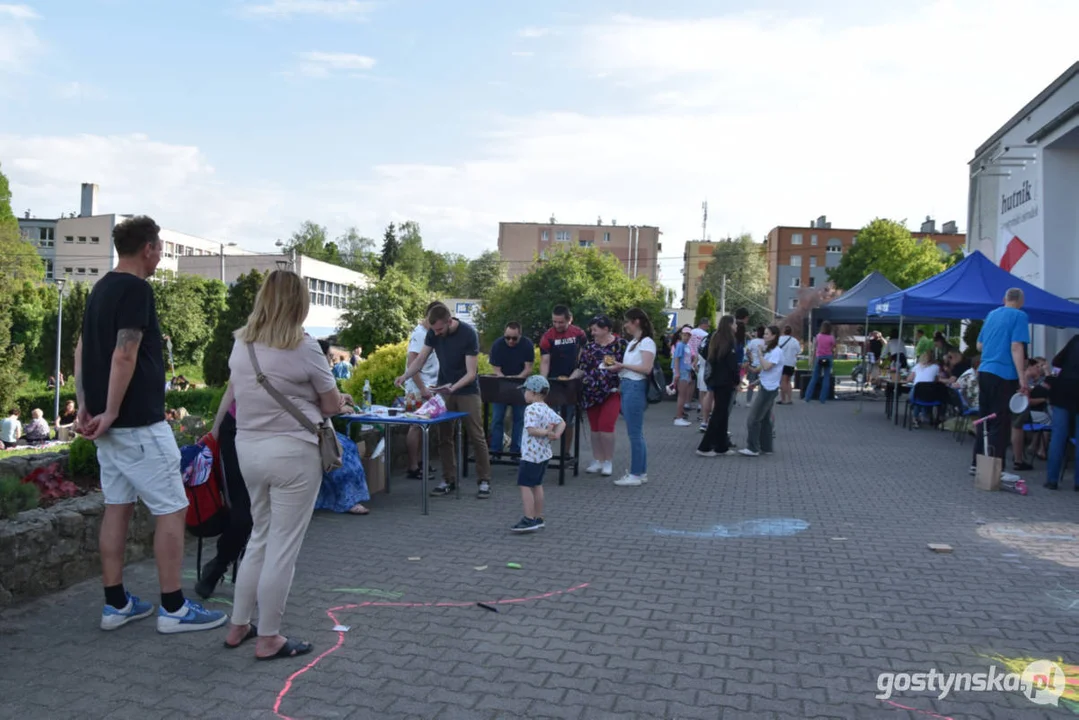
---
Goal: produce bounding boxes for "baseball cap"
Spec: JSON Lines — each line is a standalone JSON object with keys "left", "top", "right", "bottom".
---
{"left": 520, "top": 375, "right": 550, "bottom": 393}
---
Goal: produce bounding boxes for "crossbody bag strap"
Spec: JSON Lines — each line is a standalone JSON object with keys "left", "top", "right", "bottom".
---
{"left": 246, "top": 342, "right": 319, "bottom": 435}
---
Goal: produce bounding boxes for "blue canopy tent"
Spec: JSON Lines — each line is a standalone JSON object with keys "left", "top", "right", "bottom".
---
{"left": 867, "top": 250, "right": 1079, "bottom": 425}
{"left": 867, "top": 250, "right": 1079, "bottom": 328}
{"left": 813, "top": 271, "right": 900, "bottom": 327}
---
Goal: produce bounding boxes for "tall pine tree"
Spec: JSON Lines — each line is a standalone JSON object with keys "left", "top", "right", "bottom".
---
{"left": 378, "top": 223, "right": 400, "bottom": 279}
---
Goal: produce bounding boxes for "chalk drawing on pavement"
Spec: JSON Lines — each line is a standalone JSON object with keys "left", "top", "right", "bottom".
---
{"left": 978, "top": 522, "right": 1079, "bottom": 569}
{"left": 652, "top": 517, "right": 809, "bottom": 539}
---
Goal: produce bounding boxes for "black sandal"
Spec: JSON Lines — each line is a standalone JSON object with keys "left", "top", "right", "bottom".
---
{"left": 224, "top": 624, "right": 257, "bottom": 649}
{"left": 256, "top": 638, "right": 313, "bottom": 661}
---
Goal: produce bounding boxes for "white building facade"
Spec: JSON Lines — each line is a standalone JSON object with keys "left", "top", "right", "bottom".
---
{"left": 968, "top": 62, "right": 1079, "bottom": 355}
{"left": 178, "top": 253, "right": 370, "bottom": 338}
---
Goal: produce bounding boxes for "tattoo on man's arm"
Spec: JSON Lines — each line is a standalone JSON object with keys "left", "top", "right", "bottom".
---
{"left": 116, "top": 328, "right": 144, "bottom": 352}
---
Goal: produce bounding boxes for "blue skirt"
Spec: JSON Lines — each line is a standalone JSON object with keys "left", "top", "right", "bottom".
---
{"left": 315, "top": 432, "right": 370, "bottom": 512}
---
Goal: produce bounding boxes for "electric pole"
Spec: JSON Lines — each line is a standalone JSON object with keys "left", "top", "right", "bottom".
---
{"left": 720, "top": 274, "right": 727, "bottom": 316}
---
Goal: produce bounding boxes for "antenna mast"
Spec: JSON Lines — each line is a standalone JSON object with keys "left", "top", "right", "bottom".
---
{"left": 701, "top": 201, "right": 708, "bottom": 241}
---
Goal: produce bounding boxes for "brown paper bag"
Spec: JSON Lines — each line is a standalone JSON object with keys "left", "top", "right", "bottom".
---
{"left": 975, "top": 454, "right": 1002, "bottom": 491}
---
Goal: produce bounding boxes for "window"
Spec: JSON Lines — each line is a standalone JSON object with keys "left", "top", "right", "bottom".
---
{"left": 556, "top": 230, "right": 571, "bottom": 242}
{"left": 64, "top": 267, "right": 73, "bottom": 275}
{"left": 809, "top": 256, "right": 818, "bottom": 267}
{"left": 603, "top": 232, "right": 611, "bottom": 243}
{"left": 541, "top": 230, "right": 549, "bottom": 242}
{"left": 40, "top": 227, "right": 55, "bottom": 241}
{"left": 809, "top": 277, "right": 816, "bottom": 287}
{"left": 579, "top": 240, "right": 594, "bottom": 248}
{"left": 827, "top": 239, "right": 843, "bottom": 253}
{"left": 77, "top": 236, "right": 86, "bottom": 243}
{"left": 789, "top": 255, "right": 802, "bottom": 267}
{"left": 791, "top": 277, "right": 801, "bottom": 288}
{"left": 309, "top": 291, "right": 316, "bottom": 305}
{"left": 810, "top": 234, "right": 818, "bottom": 246}
{"left": 185, "top": 246, "right": 193, "bottom": 256}
{"left": 65, "top": 236, "right": 74, "bottom": 243}
{"left": 308, "top": 278, "right": 317, "bottom": 291}
{"left": 90, "top": 268, "right": 99, "bottom": 275}
{"left": 90, "top": 236, "right": 100, "bottom": 243}
{"left": 176, "top": 244, "right": 185, "bottom": 255}
{"left": 790, "top": 298, "right": 798, "bottom": 309}
{"left": 791, "top": 233, "right": 803, "bottom": 245}
{"left": 45, "top": 260, "right": 53, "bottom": 280}
{"left": 76, "top": 267, "right": 86, "bottom": 275}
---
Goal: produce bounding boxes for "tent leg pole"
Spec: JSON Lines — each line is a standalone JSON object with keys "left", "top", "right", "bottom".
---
{"left": 895, "top": 317, "right": 904, "bottom": 426}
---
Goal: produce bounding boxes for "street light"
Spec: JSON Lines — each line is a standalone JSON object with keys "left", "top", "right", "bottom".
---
{"left": 53, "top": 277, "right": 67, "bottom": 422}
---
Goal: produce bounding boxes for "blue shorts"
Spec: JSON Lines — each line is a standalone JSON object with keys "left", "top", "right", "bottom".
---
{"left": 517, "top": 460, "right": 548, "bottom": 487}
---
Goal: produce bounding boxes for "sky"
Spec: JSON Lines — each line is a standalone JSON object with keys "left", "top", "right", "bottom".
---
{"left": 1, "top": 0, "right": 1078, "bottom": 304}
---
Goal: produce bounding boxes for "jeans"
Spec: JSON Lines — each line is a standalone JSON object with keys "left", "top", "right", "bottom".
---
{"left": 489, "top": 402, "right": 525, "bottom": 454}
{"left": 746, "top": 388, "right": 779, "bottom": 453}
{"left": 620, "top": 379, "right": 647, "bottom": 476}
{"left": 1046, "top": 405, "right": 1078, "bottom": 487}
{"left": 804, "top": 356, "right": 832, "bottom": 403}
{"left": 975, "top": 372, "right": 1017, "bottom": 461}
{"left": 699, "top": 385, "right": 733, "bottom": 453}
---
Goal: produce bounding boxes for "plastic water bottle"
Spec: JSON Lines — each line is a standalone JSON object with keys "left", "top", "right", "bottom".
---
{"left": 363, "top": 379, "right": 372, "bottom": 410}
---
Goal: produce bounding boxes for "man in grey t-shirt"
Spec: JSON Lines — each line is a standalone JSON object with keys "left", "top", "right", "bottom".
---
{"left": 396, "top": 303, "right": 493, "bottom": 499}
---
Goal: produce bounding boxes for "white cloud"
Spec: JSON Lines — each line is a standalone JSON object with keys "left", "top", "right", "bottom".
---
{"left": 518, "top": 27, "right": 550, "bottom": 38}
{"left": 0, "top": 3, "right": 41, "bottom": 82}
{"left": 294, "top": 51, "right": 376, "bottom": 77}
{"left": 240, "top": 0, "right": 375, "bottom": 20}
{"left": 0, "top": 4, "right": 37, "bottom": 19}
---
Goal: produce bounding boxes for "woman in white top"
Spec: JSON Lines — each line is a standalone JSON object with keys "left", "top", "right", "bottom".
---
{"left": 907, "top": 352, "right": 945, "bottom": 428}
{"left": 223, "top": 270, "right": 354, "bottom": 661}
{"left": 608, "top": 308, "right": 656, "bottom": 487}
{"left": 740, "top": 326, "right": 785, "bottom": 457}
{"left": 777, "top": 325, "right": 801, "bottom": 405}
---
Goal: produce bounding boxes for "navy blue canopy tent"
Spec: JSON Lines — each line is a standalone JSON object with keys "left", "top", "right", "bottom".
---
{"left": 813, "top": 271, "right": 899, "bottom": 326}
{"left": 867, "top": 250, "right": 1079, "bottom": 328}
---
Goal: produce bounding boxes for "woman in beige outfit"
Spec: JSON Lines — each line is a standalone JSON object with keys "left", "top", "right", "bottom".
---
{"left": 223, "top": 271, "right": 353, "bottom": 660}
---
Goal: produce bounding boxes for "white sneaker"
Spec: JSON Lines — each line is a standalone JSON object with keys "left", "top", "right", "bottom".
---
{"left": 696, "top": 450, "right": 717, "bottom": 458}
{"left": 585, "top": 460, "right": 603, "bottom": 474}
{"left": 674, "top": 418, "right": 692, "bottom": 427}
{"left": 639, "top": 473, "right": 648, "bottom": 484}
{"left": 601, "top": 461, "right": 613, "bottom": 476}
{"left": 738, "top": 448, "right": 760, "bottom": 457}
{"left": 613, "top": 474, "right": 643, "bottom": 487}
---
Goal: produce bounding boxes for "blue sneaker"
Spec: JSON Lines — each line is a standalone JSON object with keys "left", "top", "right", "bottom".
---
{"left": 100, "top": 593, "right": 155, "bottom": 631}
{"left": 156, "top": 599, "right": 229, "bottom": 634}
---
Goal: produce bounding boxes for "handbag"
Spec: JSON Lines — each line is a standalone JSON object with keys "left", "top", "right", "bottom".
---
{"left": 646, "top": 365, "right": 665, "bottom": 404}
{"left": 246, "top": 342, "right": 344, "bottom": 472}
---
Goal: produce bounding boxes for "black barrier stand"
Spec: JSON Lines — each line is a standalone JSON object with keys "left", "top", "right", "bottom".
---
{"left": 468, "top": 376, "right": 581, "bottom": 485}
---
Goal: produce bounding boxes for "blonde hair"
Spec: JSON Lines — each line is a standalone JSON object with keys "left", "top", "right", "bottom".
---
{"left": 235, "top": 270, "right": 309, "bottom": 350}
{"left": 31, "top": 408, "right": 43, "bottom": 420}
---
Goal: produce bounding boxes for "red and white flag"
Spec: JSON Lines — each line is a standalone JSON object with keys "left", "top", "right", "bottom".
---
{"left": 999, "top": 235, "right": 1030, "bottom": 273}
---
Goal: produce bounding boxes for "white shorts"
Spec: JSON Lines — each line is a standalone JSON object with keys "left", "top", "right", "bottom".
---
{"left": 697, "top": 367, "right": 708, "bottom": 393}
{"left": 95, "top": 421, "right": 189, "bottom": 516}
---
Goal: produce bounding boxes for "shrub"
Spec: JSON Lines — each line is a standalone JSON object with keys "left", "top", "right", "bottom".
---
{"left": 68, "top": 436, "right": 100, "bottom": 477}
{"left": 344, "top": 341, "right": 499, "bottom": 406}
{"left": 171, "top": 415, "right": 208, "bottom": 448}
{"left": 15, "top": 388, "right": 77, "bottom": 422}
{"left": 0, "top": 475, "right": 39, "bottom": 519}
{"left": 23, "top": 463, "right": 79, "bottom": 502}
{"left": 165, "top": 387, "right": 219, "bottom": 417}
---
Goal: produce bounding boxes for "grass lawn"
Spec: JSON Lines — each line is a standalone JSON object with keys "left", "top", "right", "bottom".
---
{"left": 169, "top": 364, "right": 205, "bottom": 386}
{"left": 1, "top": 445, "right": 68, "bottom": 458}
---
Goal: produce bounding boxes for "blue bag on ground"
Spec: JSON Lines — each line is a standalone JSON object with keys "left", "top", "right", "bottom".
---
{"left": 316, "top": 432, "right": 370, "bottom": 512}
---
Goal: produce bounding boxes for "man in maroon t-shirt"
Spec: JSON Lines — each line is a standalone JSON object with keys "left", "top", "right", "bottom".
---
{"left": 539, "top": 305, "right": 586, "bottom": 453}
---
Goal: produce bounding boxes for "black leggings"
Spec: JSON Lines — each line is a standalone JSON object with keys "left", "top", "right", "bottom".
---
{"left": 213, "top": 414, "right": 252, "bottom": 566}
{"left": 699, "top": 386, "right": 734, "bottom": 453}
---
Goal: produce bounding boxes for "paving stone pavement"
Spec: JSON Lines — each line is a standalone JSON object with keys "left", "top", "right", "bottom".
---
{"left": 3, "top": 391, "right": 1079, "bottom": 719}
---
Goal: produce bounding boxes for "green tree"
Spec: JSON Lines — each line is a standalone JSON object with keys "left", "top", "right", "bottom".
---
{"left": 202, "top": 270, "right": 266, "bottom": 386}
{"left": 336, "top": 227, "right": 377, "bottom": 275}
{"left": 396, "top": 221, "right": 428, "bottom": 285}
{"left": 10, "top": 282, "right": 55, "bottom": 371}
{"left": 33, "top": 281, "right": 88, "bottom": 381}
{"left": 477, "top": 247, "right": 664, "bottom": 346}
{"left": 827, "top": 218, "right": 946, "bottom": 290}
{"left": 945, "top": 247, "right": 965, "bottom": 268}
{"left": 466, "top": 250, "right": 504, "bottom": 300}
{"left": 153, "top": 271, "right": 227, "bottom": 366}
{"left": 0, "top": 160, "right": 17, "bottom": 238}
{"left": 425, "top": 250, "right": 470, "bottom": 296}
{"left": 283, "top": 221, "right": 329, "bottom": 260}
{"left": 695, "top": 290, "right": 716, "bottom": 327}
{"left": 697, "top": 234, "right": 772, "bottom": 328}
{"left": 338, "top": 268, "right": 428, "bottom": 352}
{"left": 378, "top": 223, "right": 400, "bottom": 279}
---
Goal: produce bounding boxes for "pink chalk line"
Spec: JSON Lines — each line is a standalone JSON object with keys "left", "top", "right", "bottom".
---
{"left": 883, "top": 699, "right": 956, "bottom": 719}
{"left": 272, "top": 582, "right": 590, "bottom": 720}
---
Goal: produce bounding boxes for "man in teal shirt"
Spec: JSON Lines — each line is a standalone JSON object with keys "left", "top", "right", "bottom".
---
{"left": 975, "top": 288, "right": 1029, "bottom": 470}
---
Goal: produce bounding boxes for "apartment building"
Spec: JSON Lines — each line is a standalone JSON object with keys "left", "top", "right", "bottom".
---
{"left": 179, "top": 252, "right": 370, "bottom": 337}
{"left": 497, "top": 221, "right": 662, "bottom": 283}
{"left": 765, "top": 215, "right": 966, "bottom": 315}
{"left": 17, "top": 183, "right": 256, "bottom": 285}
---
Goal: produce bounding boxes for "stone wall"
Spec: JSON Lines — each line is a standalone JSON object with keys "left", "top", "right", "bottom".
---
{"left": 0, "top": 450, "right": 70, "bottom": 480}
{"left": 0, "top": 490, "right": 155, "bottom": 607}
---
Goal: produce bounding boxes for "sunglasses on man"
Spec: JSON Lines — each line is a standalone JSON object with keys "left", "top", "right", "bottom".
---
{"left": 504, "top": 335, "right": 520, "bottom": 342}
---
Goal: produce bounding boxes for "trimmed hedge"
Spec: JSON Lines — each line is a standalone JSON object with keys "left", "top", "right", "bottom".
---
{"left": 13, "top": 387, "right": 221, "bottom": 421}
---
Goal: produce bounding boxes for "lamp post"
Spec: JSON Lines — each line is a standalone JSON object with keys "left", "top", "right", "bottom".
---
{"left": 53, "top": 278, "right": 67, "bottom": 422}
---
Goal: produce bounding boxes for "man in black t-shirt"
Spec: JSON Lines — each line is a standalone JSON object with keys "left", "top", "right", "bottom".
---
{"left": 76, "top": 215, "right": 226, "bottom": 635}
{"left": 488, "top": 321, "right": 535, "bottom": 456}
{"left": 396, "top": 302, "right": 493, "bottom": 498}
